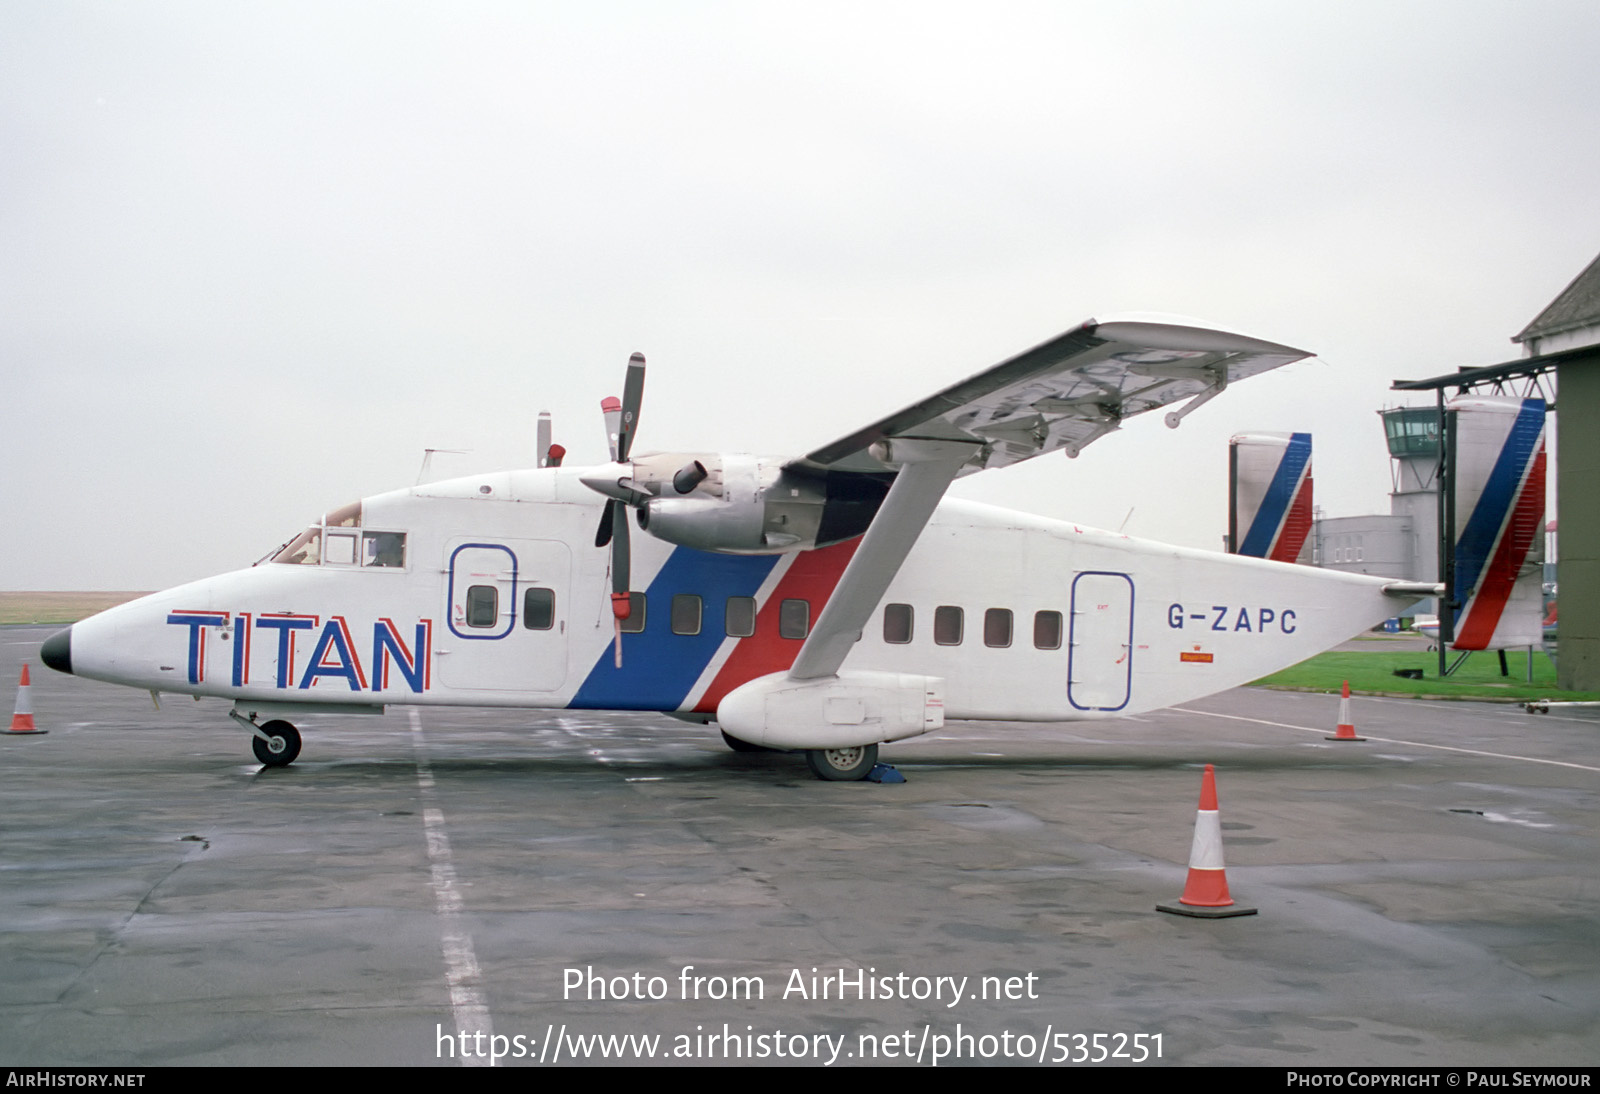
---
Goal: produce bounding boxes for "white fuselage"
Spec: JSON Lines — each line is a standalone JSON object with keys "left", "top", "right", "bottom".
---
{"left": 64, "top": 464, "right": 1404, "bottom": 733}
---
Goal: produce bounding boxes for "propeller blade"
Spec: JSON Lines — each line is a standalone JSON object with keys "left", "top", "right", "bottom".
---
{"left": 601, "top": 397, "right": 623, "bottom": 463}
{"left": 597, "top": 351, "right": 646, "bottom": 666}
{"left": 611, "top": 511, "right": 631, "bottom": 603}
{"left": 610, "top": 504, "right": 632, "bottom": 667}
{"left": 617, "top": 352, "right": 646, "bottom": 463}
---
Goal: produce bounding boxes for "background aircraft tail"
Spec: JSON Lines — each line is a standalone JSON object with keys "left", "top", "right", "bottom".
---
{"left": 1447, "top": 397, "right": 1546, "bottom": 651}
{"left": 1229, "top": 432, "right": 1313, "bottom": 564}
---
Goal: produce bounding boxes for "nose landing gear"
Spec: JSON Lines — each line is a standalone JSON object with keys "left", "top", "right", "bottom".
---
{"left": 229, "top": 709, "right": 302, "bottom": 767}
{"left": 251, "top": 720, "right": 302, "bottom": 767}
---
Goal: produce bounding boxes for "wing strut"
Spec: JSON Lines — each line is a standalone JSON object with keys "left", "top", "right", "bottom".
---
{"left": 788, "top": 438, "right": 979, "bottom": 682}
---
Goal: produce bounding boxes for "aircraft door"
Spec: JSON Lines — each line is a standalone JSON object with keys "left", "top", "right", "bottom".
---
{"left": 441, "top": 539, "right": 571, "bottom": 692}
{"left": 1068, "top": 571, "right": 1134, "bottom": 712}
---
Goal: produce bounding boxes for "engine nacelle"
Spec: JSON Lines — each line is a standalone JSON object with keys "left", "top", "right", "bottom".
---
{"left": 717, "top": 671, "right": 945, "bottom": 751}
{"left": 634, "top": 453, "right": 887, "bottom": 555}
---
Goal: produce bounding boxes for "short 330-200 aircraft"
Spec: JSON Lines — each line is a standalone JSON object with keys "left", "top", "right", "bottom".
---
{"left": 42, "top": 315, "right": 1428, "bottom": 779}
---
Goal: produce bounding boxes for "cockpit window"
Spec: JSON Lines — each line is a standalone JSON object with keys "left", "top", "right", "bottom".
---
{"left": 363, "top": 531, "right": 406, "bottom": 568}
{"left": 324, "top": 531, "right": 358, "bottom": 566}
{"left": 272, "top": 525, "right": 323, "bottom": 566}
{"left": 269, "top": 501, "right": 366, "bottom": 566}
{"left": 266, "top": 501, "right": 407, "bottom": 569}
{"left": 324, "top": 501, "right": 361, "bottom": 528}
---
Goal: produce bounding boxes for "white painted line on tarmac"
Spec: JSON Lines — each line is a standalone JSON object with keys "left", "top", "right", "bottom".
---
{"left": 1171, "top": 706, "right": 1600, "bottom": 774}
{"left": 411, "top": 708, "right": 495, "bottom": 1067}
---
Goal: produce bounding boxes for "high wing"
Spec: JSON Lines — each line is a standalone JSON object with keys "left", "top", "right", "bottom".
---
{"left": 789, "top": 314, "right": 1311, "bottom": 477}
{"left": 784, "top": 316, "right": 1313, "bottom": 683}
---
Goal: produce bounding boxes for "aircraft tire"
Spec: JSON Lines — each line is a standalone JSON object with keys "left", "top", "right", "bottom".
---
{"left": 252, "top": 720, "right": 301, "bottom": 767}
{"left": 804, "top": 743, "right": 878, "bottom": 781}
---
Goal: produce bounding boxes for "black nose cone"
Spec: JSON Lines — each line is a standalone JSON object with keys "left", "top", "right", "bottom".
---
{"left": 41, "top": 628, "right": 72, "bottom": 675}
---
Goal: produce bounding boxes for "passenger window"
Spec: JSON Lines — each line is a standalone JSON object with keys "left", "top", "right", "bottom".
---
{"left": 725, "top": 596, "right": 756, "bottom": 637}
{"left": 934, "top": 605, "right": 963, "bottom": 646}
{"left": 984, "top": 608, "right": 1012, "bottom": 648}
{"left": 619, "top": 592, "right": 647, "bottom": 634}
{"left": 671, "top": 594, "right": 702, "bottom": 636}
{"left": 1034, "top": 610, "right": 1063, "bottom": 650}
{"left": 779, "top": 598, "right": 809, "bottom": 640}
{"left": 363, "top": 531, "right": 406, "bottom": 568}
{"left": 324, "top": 532, "right": 358, "bottom": 566}
{"left": 466, "top": 585, "right": 498, "bottom": 628}
{"left": 883, "top": 603, "right": 913, "bottom": 644}
{"left": 523, "top": 588, "right": 555, "bottom": 630}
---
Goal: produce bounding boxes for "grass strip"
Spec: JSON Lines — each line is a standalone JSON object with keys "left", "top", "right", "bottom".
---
{"left": 1253, "top": 648, "right": 1600, "bottom": 702}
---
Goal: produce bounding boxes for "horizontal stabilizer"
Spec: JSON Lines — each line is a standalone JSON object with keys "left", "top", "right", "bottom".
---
{"left": 1383, "top": 581, "right": 1444, "bottom": 599}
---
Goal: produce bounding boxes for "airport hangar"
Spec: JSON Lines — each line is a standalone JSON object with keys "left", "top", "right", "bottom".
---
{"left": 1394, "top": 249, "right": 1600, "bottom": 692}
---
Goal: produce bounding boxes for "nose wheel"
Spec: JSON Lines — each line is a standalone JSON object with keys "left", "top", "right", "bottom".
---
{"left": 250, "top": 720, "right": 301, "bottom": 767}
{"left": 804, "top": 743, "right": 878, "bottom": 781}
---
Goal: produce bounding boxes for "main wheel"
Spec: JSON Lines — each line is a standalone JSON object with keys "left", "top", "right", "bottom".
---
{"left": 804, "top": 743, "right": 878, "bottom": 781}
{"left": 252, "top": 720, "right": 301, "bottom": 767}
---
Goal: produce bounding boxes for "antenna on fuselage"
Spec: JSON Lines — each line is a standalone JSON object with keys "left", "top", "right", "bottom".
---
{"left": 416, "top": 448, "right": 468, "bottom": 485}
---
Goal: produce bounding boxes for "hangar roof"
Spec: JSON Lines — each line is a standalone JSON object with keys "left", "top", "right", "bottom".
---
{"left": 1391, "top": 342, "right": 1598, "bottom": 393}
{"left": 1514, "top": 251, "right": 1600, "bottom": 344}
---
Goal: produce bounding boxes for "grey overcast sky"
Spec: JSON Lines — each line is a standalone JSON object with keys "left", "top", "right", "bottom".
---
{"left": 3, "top": 0, "right": 1598, "bottom": 591}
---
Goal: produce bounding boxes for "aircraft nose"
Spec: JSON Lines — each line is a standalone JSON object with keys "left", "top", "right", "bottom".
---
{"left": 40, "top": 627, "right": 72, "bottom": 675}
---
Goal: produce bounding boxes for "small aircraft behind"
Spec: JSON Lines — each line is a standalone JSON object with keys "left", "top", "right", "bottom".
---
{"left": 41, "top": 315, "right": 1430, "bottom": 779}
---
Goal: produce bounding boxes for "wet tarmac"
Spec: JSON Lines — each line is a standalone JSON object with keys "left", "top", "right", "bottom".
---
{"left": 1, "top": 624, "right": 1596, "bottom": 1066}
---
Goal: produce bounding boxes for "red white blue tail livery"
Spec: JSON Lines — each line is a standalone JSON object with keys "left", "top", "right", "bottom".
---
{"left": 1229, "top": 431, "right": 1313, "bottom": 563}
{"left": 1449, "top": 396, "right": 1547, "bottom": 651}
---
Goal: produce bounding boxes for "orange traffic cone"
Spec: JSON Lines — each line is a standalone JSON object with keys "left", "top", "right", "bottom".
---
{"left": 1326, "top": 680, "right": 1365, "bottom": 741}
{"left": 6, "top": 664, "right": 46, "bottom": 735}
{"left": 1157, "top": 764, "right": 1255, "bottom": 918}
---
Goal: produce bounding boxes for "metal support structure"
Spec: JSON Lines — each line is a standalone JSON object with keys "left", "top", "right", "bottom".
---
{"left": 1436, "top": 388, "right": 1452, "bottom": 679}
{"left": 227, "top": 708, "right": 271, "bottom": 743}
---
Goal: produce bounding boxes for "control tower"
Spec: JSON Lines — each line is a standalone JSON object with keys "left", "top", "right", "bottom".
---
{"left": 1380, "top": 405, "right": 1441, "bottom": 587}
{"left": 1311, "top": 407, "right": 1439, "bottom": 610}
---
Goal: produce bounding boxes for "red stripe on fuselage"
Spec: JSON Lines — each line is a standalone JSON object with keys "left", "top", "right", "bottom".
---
{"left": 693, "top": 539, "right": 861, "bottom": 714}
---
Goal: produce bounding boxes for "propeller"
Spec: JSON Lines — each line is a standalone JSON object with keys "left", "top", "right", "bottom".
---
{"left": 583, "top": 353, "right": 715, "bottom": 663}
{"left": 595, "top": 353, "right": 646, "bottom": 664}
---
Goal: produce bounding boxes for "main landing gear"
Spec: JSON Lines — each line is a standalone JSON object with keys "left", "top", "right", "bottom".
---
{"left": 721, "top": 730, "right": 880, "bottom": 780}
{"left": 229, "top": 711, "right": 301, "bottom": 767}
{"left": 804, "top": 743, "right": 878, "bottom": 781}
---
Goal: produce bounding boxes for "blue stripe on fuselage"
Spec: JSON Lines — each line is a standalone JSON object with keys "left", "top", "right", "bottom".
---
{"left": 570, "top": 548, "right": 780, "bottom": 711}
